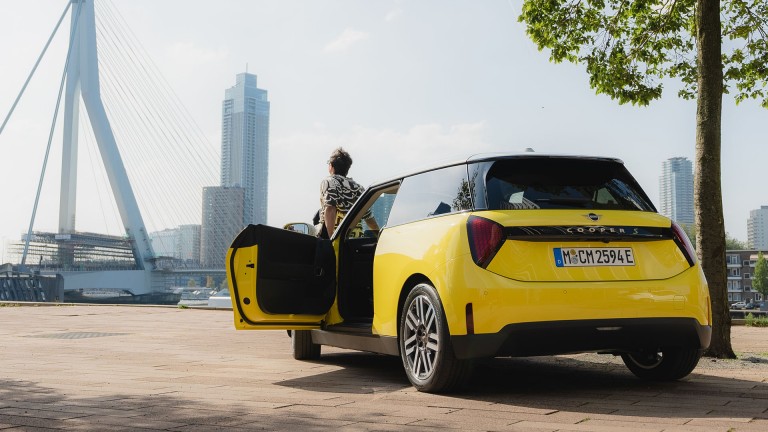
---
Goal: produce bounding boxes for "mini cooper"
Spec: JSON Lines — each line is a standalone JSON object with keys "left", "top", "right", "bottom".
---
{"left": 226, "top": 153, "right": 711, "bottom": 392}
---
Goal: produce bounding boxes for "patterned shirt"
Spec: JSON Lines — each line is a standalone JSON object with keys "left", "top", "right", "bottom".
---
{"left": 320, "top": 174, "right": 365, "bottom": 214}
{"left": 319, "top": 174, "right": 372, "bottom": 235}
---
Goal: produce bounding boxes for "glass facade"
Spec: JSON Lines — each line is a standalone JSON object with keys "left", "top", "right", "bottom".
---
{"left": 659, "top": 157, "right": 694, "bottom": 226}
{"left": 221, "top": 73, "right": 270, "bottom": 226}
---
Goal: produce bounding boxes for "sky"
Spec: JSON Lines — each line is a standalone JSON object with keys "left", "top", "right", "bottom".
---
{"left": 1, "top": 0, "right": 767, "bottom": 262}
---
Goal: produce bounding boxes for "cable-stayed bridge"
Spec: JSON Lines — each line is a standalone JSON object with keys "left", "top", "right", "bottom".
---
{"left": 1, "top": 0, "right": 225, "bottom": 301}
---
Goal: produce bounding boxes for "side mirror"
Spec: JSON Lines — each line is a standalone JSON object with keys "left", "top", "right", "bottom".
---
{"left": 283, "top": 222, "right": 316, "bottom": 236}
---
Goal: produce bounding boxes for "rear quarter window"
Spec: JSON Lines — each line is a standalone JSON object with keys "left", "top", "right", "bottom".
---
{"left": 386, "top": 164, "right": 472, "bottom": 227}
{"left": 482, "top": 158, "right": 655, "bottom": 212}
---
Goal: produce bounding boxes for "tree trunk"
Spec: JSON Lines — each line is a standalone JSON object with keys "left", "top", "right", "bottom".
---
{"left": 695, "top": 0, "right": 735, "bottom": 358}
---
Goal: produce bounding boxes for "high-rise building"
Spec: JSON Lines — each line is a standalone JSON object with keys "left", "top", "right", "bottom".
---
{"left": 149, "top": 225, "right": 201, "bottom": 264}
{"left": 370, "top": 193, "right": 396, "bottom": 227}
{"left": 748, "top": 206, "right": 768, "bottom": 250}
{"left": 200, "top": 186, "right": 245, "bottom": 268}
{"left": 150, "top": 229, "right": 178, "bottom": 258}
{"left": 659, "top": 157, "right": 694, "bottom": 226}
{"left": 176, "top": 224, "right": 201, "bottom": 264}
{"left": 220, "top": 72, "right": 270, "bottom": 226}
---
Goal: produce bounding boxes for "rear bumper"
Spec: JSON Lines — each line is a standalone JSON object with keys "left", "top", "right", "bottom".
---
{"left": 451, "top": 317, "right": 711, "bottom": 360}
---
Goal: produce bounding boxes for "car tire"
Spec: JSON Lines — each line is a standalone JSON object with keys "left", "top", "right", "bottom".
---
{"left": 399, "top": 283, "right": 472, "bottom": 393}
{"left": 621, "top": 347, "right": 701, "bottom": 381}
{"left": 292, "top": 330, "right": 321, "bottom": 360}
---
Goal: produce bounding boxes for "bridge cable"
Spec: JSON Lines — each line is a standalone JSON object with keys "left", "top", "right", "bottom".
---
{"left": 80, "top": 111, "right": 122, "bottom": 235}
{"left": 0, "top": 1, "right": 72, "bottom": 138}
{"left": 21, "top": 1, "right": 84, "bottom": 267}
{"left": 99, "top": 0, "right": 219, "bottom": 180}
{"left": 97, "top": 1, "right": 219, "bottom": 200}
{"left": 93, "top": 1, "right": 219, "bottom": 233}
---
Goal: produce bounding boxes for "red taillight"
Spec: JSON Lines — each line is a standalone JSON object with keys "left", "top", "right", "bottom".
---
{"left": 671, "top": 221, "right": 697, "bottom": 266}
{"left": 467, "top": 216, "right": 504, "bottom": 268}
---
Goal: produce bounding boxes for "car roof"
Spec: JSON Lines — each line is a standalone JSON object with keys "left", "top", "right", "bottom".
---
{"left": 368, "top": 151, "right": 625, "bottom": 188}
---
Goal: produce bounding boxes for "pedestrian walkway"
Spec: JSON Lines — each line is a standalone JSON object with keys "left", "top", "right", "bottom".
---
{"left": 0, "top": 304, "right": 766, "bottom": 431}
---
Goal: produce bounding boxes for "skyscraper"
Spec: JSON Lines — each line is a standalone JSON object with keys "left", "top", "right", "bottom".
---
{"left": 176, "top": 224, "right": 201, "bottom": 264}
{"left": 221, "top": 72, "right": 270, "bottom": 226}
{"left": 659, "top": 157, "right": 694, "bottom": 226}
{"left": 747, "top": 206, "right": 768, "bottom": 250}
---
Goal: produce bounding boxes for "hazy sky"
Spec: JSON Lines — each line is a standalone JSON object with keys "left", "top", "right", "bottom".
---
{"left": 1, "top": 0, "right": 766, "bottom": 261}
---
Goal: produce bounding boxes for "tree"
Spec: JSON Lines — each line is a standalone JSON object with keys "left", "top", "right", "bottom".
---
{"left": 725, "top": 233, "right": 746, "bottom": 250}
{"left": 681, "top": 223, "right": 745, "bottom": 250}
{"left": 753, "top": 252, "right": 768, "bottom": 298}
{"left": 519, "top": 0, "right": 768, "bottom": 358}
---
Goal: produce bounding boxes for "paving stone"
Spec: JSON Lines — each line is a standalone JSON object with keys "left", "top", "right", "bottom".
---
{"left": 1, "top": 305, "right": 767, "bottom": 431}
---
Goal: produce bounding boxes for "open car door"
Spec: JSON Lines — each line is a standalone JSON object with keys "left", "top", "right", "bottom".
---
{"left": 226, "top": 224, "right": 336, "bottom": 330}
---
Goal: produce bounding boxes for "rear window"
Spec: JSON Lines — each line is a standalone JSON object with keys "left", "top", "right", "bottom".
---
{"left": 483, "top": 158, "right": 655, "bottom": 211}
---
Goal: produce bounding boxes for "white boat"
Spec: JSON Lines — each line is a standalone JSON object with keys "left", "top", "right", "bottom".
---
{"left": 207, "top": 289, "right": 232, "bottom": 309}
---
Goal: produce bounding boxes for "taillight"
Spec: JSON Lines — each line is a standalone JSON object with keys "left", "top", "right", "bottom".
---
{"left": 671, "top": 221, "right": 697, "bottom": 266}
{"left": 467, "top": 216, "right": 504, "bottom": 268}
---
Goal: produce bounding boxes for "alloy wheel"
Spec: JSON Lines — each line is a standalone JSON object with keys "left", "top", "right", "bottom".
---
{"left": 403, "top": 294, "right": 440, "bottom": 379}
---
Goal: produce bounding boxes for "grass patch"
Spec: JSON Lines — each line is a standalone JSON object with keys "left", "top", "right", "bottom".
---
{"left": 178, "top": 304, "right": 189, "bottom": 309}
{"left": 745, "top": 313, "right": 768, "bottom": 327}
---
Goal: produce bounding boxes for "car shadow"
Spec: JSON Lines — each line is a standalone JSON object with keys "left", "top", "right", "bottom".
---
{"left": 276, "top": 351, "right": 768, "bottom": 419}
{"left": 276, "top": 352, "right": 412, "bottom": 393}
{"left": 274, "top": 352, "right": 643, "bottom": 395}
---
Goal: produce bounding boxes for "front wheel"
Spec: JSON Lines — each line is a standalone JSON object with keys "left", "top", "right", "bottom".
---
{"left": 621, "top": 347, "right": 701, "bottom": 381}
{"left": 399, "top": 283, "right": 471, "bottom": 393}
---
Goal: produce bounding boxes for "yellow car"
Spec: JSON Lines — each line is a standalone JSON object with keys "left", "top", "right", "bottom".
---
{"left": 226, "top": 153, "right": 711, "bottom": 392}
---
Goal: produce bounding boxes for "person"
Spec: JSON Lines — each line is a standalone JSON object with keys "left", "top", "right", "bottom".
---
{"left": 318, "top": 147, "right": 379, "bottom": 238}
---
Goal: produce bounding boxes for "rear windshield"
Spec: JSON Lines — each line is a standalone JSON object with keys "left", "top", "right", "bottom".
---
{"left": 484, "top": 158, "right": 655, "bottom": 211}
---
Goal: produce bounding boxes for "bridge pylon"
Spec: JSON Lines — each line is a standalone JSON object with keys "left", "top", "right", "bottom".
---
{"left": 59, "top": 0, "right": 155, "bottom": 294}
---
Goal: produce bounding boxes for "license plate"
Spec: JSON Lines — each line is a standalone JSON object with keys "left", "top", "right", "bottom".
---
{"left": 554, "top": 247, "right": 635, "bottom": 267}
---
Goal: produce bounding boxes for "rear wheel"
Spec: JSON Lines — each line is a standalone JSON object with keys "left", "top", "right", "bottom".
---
{"left": 621, "top": 347, "right": 701, "bottom": 380}
{"left": 292, "top": 330, "right": 321, "bottom": 360}
{"left": 399, "top": 283, "right": 471, "bottom": 393}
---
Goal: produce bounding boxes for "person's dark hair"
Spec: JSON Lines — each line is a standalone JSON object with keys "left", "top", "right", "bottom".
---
{"left": 328, "top": 147, "right": 353, "bottom": 176}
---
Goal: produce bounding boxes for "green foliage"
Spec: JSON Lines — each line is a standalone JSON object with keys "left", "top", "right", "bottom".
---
{"left": 178, "top": 304, "right": 189, "bottom": 309}
{"left": 745, "top": 312, "right": 768, "bottom": 327}
{"left": 753, "top": 251, "right": 768, "bottom": 296}
{"left": 680, "top": 223, "right": 697, "bottom": 248}
{"left": 672, "top": 224, "right": 743, "bottom": 250}
{"left": 518, "top": 0, "right": 768, "bottom": 106}
{"left": 725, "top": 233, "right": 747, "bottom": 250}
{"left": 722, "top": 0, "right": 768, "bottom": 107}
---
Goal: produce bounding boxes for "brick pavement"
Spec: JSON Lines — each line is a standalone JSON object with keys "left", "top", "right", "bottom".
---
{"left": 0, "top": 304, "right": 766, "bottom": 431}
